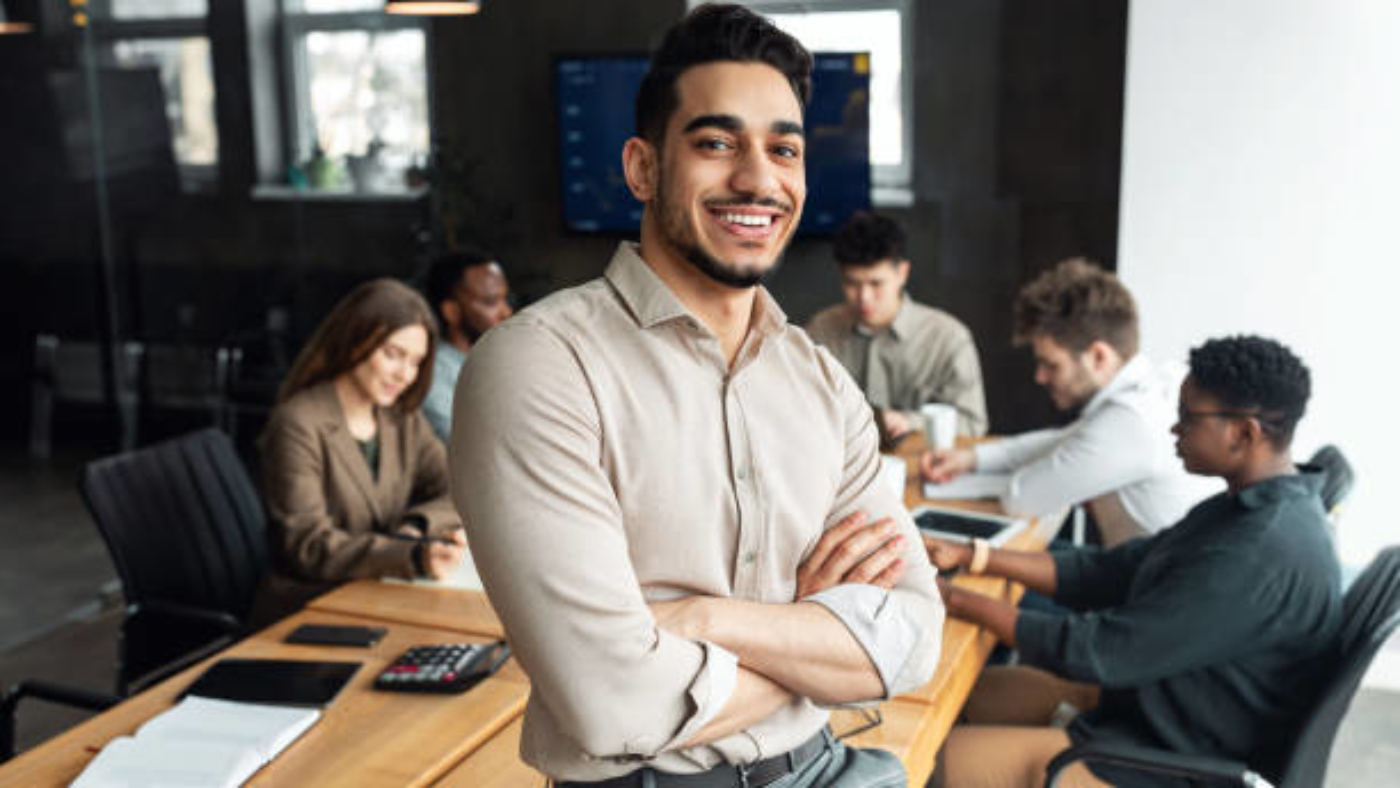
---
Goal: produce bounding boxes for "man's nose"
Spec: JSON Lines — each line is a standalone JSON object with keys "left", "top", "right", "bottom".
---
{"left": 729, "top": 144, "right": 780, "bottom": 198}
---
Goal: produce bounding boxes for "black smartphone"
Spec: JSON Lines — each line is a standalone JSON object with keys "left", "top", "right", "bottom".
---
{"left": 285, "top": 623, "right": 387, "bottom": 648}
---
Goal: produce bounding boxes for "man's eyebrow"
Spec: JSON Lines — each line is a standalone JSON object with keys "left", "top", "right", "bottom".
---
{"left": 771, "top": 120, "right": 805, "bottom": 138}
{"left": 682, "top": 114, "right": 742, "bottom": 134}
{"left": 680, "top": 115, "right": 806, "bottom": 138}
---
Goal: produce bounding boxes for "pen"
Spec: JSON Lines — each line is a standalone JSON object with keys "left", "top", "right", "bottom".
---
{"left": 384, "top": 531, "right": 461, "bottom": 547}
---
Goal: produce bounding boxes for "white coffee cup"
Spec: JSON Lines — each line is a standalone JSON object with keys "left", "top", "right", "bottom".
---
{"left": 920, "top": 403, "right": 958, "bottom": 451}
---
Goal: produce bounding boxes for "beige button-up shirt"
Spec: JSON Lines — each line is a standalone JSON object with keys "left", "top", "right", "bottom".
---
{"left": 806, "top": 298, "right": 988, "bottom": 436}
{"left": 451, "top": 244, "right": 942, "bottom": 781}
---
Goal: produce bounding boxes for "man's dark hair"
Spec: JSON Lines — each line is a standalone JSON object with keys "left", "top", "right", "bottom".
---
{"left": 424, "top": 248, "right": 496, "bottom": 325}
{"left": 1189, "top": 335, "right": 1311, "bottom": 449}
{"left": 635, "top": 3, "right": 812, "bottom": 144}
{"left": 1013, "top": 257, "right": 1139, "bottom": 358}
{"left": 833, "top": 211, "right": 906, "bottom": 267}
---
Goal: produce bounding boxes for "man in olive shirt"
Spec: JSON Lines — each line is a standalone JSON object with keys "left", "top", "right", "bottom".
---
{"left": 925, "top": 335, "right": 1340, "bottom": 788}
{"left": 807, "top": 211, "right": 988, "bottom": 439}
{"left": 452, "top": 7, "right": 942, "bottom": 787}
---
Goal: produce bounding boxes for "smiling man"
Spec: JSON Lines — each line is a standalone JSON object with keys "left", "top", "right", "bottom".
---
{"left": 450, "top": 5, "right": 942, "bottom": 787}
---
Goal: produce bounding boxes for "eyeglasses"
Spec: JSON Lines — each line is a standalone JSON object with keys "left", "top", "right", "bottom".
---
{"left": 1177, "top": 409, "right": 1258, "bottom": 423}
{"left": 835, "top": 707, "right": 883, "bottom": 740}
{"left": 1176, "top": 409, "right": 1284, "bottom": 434}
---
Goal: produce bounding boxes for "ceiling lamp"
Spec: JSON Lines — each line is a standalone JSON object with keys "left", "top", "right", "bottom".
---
{"left": 385, "top": 0, "right": 481, "bottom": 15}
{"left": 0, "top": 1, "right": 35, "bottom": 34}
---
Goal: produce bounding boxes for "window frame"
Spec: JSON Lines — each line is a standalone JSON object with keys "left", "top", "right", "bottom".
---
{"left": 276, "top": 5, "right": 433, "bottom": 192}
{"left": 694, "top": 0, "right": 914, "bottom": 203}
{"left": 89, "top": 12, "right": 221, "bottom": 191}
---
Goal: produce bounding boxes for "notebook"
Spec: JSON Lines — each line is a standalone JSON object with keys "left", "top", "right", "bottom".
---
{"left": 71, "top": 659, "right": 359, "bottom": 787}
{"left": 70, "top": 696, "right": 321, "bottom": 788}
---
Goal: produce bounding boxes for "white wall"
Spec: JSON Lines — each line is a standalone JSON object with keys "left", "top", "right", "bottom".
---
{"left": 1118, "top": 0, "right": 1400, "bottom": 565}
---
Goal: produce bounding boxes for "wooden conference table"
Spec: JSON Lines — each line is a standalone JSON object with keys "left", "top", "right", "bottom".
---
{"left": 0, "top": 434, "right": 1057, "bottom": 787}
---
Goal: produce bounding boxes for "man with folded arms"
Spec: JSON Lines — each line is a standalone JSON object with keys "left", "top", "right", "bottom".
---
{"left": 807, "top": 210, "right": 988, "bottom": 440}
{"left": 921, "top": 258, "right": 1213, "bottom": 547}
{"left": 451, "top": 6, "right": 942, "bottom": 787}
{"left": 927, "top": 336, "right": 1340, "bottom": 787}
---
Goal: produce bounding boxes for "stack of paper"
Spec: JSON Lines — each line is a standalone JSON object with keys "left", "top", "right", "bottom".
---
{"left": 921, "top": 472, "right": 1010, "bottom": 501}
{"left": 71, "top": 696, "right": 319, "bottom": 788}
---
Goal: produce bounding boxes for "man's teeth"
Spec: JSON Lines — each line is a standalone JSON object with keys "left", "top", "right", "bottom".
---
{"left": 721, "top": 213, "right": 772, "bottom": 227}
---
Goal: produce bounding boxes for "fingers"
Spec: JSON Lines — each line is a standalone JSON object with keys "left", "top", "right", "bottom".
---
{"left": 918, "top": 451, "right": 943, "bottom": 481}
{"left": 798, "top": 516, "right": 900, "bottom": 598}
{"left": 425, "top": 540, "right": 467, "bottom": 579}
{"left": 869, "top": 556, "right": 907, "bottom": 589}
{"left": 797, "top": 511, "right": 869, "bottom": 588}
{"left": 845, "top": 535, "right": 907, "bottom": 587}
{"left": 921, "top": 536, "right": 962, "bottom": 571}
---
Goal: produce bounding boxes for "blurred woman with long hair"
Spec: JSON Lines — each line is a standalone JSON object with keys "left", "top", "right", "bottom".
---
{"left": 253, "top": 278, "right": 465, "bottom": 622}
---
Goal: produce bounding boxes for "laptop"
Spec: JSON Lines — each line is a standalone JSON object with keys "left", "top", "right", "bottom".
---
{"left": 911, "top": 504, "right": 1027, "bottom": 547}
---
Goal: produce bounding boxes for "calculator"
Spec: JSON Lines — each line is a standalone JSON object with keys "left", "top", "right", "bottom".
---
{"left": 373, "top": 641, "right": 510, "bottom": 694}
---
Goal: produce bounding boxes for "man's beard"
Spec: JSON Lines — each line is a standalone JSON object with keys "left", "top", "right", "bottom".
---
{"left": 655, "top": 174, "right": 793, "bottom": 290}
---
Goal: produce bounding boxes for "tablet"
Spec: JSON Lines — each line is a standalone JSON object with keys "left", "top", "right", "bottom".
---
{"left": 911, "top": 505, "right": 1027, "bottom": 546}
{"left": 182, "top": 659, "right": 361, "bottom": 708}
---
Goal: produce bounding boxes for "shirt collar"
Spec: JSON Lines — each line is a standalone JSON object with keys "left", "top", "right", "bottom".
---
{"left": 436, "top": 343, "right": 466, "bottom": 366}
{"left": 852, "top": 296, "right": 912, "bottom": 341}
{"left": 604, "top": 241, "right": 788, "bottom": 339}
{"left": 1235, "top": 469, "right": 1326, "bottom": 510}
{"left": 1082, "top": 354, "right": 1152, "bottom": 416}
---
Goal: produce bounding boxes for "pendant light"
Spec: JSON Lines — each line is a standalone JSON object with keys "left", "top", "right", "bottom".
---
{"left": 385, "top": 0, "right": 481, "bottom": 15}
{"left": 0, "top": 0, "right": 35, "bottom": 34}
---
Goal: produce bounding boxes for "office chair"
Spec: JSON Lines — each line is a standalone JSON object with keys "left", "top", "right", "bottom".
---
{"left": 1045, "top": 545, "right": 1400, "bottom": 788}
{"left": 2, "top": 428, "right": 269, "bottom": 762}
{"left": 79, "top": 427, "right": 269, "bottom": 695}
{"left": 1305, "top": 444, "right": 1356, "bottom": 520}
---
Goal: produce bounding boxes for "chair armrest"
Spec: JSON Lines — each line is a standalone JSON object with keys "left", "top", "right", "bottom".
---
{"left": 1046, "top": 741, "right": 1274, "bottom": 788}
{"left": 2, "top": 680, "right": 121, "bottom": 762}
{"left": 135, "top": 600, "right": 243, "bottom": 634}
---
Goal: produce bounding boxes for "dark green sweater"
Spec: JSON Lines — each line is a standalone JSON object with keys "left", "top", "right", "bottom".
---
{"left": 1016, "top": 471, "right": 1341, "bottom": 786}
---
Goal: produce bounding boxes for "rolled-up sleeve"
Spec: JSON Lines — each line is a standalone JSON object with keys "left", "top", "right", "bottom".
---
{"left": 815, "top": 347, "right": 944, "bottom": 697}
{"left": 450, "top": 319, "right": 737, "bottom": 759}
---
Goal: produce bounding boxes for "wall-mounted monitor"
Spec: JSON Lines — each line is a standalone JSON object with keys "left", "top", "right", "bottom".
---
{"left": 555, "top": 53, "right": 871, "bottom": 236}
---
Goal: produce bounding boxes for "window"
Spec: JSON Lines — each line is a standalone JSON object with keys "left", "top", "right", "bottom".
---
{"left": 690, "top": 0, "right": 913, "bottom": 203}
{"left": 281, "top": 0, "right": 430, "bottom": 193}
{"left": 90, "top": 0, "right": 219, "bottom": 186}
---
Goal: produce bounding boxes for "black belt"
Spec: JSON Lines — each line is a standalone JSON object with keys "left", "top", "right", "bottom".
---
{"left": 559, "top": 728, "right": 831, "bottom": 788}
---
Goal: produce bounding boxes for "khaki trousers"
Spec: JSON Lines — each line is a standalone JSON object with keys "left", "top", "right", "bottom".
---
{"left": 933, "top": 667, "right": 1111, "bottom": 788}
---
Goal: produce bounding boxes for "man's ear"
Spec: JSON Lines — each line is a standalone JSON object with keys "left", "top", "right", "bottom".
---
{"left": 1235, "top": 416, "right": 1266, "bottom": 454}
{"left": 440, "top": 299, "right": 460, "bottom": 329}
{"left": 623, "top": 137, "right": 658, "bottom": 201}
{"left": 1085, "top": 340, "right": 1121, "bottom": 376}
{"left": 894, "top": 260, "right": 911, "bottom": 289}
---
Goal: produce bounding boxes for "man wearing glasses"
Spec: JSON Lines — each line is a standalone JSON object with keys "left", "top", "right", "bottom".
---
{"left": 920, "top": 257, "right": 1215, "bottom": 547}
{"left": 925, "top": 335, "right": 1341, "bottom": 787}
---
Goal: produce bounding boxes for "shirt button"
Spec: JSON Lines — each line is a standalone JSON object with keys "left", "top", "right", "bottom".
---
{"left": 736, "top": 467, "right": 748, "bottom": 481}
{"left": 742, "top": 551, "right": 757, "bottom": 565}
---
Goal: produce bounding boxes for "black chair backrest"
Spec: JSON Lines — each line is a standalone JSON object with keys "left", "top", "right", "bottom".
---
{"left": 1306, "top": 444, "right": 1356, "bottom": 514}
{"left": 80, "top": 428, "right": 267, "bottom": 621}
{"left": 1280, "top": 546, "right": 1400, "bottom": 788}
